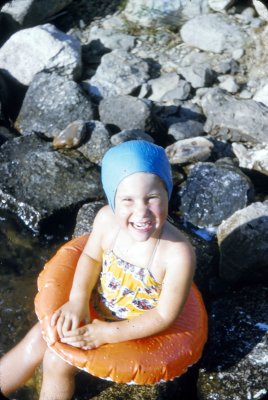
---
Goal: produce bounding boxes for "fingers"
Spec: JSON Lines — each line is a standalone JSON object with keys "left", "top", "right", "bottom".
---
{"left": 60, "top": 326, "right": 96, "bottom": 349}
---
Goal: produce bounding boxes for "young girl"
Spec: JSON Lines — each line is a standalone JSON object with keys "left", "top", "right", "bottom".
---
{"left": 0, "top": 140, "right": 195, "bottom": 400}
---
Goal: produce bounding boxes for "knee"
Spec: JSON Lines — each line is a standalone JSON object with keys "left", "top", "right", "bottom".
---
{"left": 43, "top": 348, "right": 76, "bottom": 378}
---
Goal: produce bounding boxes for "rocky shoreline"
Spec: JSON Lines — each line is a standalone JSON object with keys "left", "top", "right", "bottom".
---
{"left": 0, "top": 0, "right": 267, "bottom": 399}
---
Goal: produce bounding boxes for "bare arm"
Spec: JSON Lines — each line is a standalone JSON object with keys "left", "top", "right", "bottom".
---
{"left": 51, "top": 207, "right": 108, "bottom": 337}
{"left": 61, "top": 237, "right": 195, "bottom": 348}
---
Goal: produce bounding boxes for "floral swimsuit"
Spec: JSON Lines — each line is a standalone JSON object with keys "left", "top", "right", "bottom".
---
{"left": 92, "top": 234, "right": 162, "bottom": 321}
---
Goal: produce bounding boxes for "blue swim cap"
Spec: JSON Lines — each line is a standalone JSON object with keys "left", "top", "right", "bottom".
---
{"left": 101, "top": 140, "right": 173, "bottom": 211}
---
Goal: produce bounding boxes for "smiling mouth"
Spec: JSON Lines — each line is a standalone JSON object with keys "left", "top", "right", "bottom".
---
{"left": 131, "top": 221, "right": 153, "bottom": 230}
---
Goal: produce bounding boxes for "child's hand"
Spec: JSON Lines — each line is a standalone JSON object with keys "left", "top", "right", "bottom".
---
{"left": 50, "top": 301, "right": 90, "bottom": 339}
{"left": 60, "top": 319, "right": 109, "bottom": 349}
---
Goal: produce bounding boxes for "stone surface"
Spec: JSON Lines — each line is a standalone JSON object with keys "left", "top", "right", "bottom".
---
{"left": 98, "top": 95, "right": 153, "bottom": 132}
{"left": 180, "top": 14, "right": 248, "bottom": 54}
{"left": 88, "top": 49, "right": 149, "bottom": 99}
{"left": 201, "top": 88, "right": 268, "bottom": 144}
{"left": 198, "top": 285, "right": 268, "bottom": 400}
{"left": 15, "top": 72, "right": 93, "bottom": 138}
{"left": 1, "top": 0, "right": 73, "bottom": 27}
{"left": 166, "top": 137, "right": 213, "bottom": 165}
{"left": 179, "top": 162, "right": 254, "bottom": 228}
{"left": 0, "top": 24, "right": 81, "bottom": 86}
{"left": 0, "top": 135, "right": 102, "bottom": 232}
{"left": 217, "top": 201, "right": 268, "bottom": 285}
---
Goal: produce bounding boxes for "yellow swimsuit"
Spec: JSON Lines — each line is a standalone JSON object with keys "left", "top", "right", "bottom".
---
{"left": 92, "top": 236, "right": 162, "bottom": 321}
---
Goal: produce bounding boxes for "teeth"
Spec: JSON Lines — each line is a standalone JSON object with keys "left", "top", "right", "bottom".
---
{"left": 133, "top": 222, "right": 149, "bottom": 228}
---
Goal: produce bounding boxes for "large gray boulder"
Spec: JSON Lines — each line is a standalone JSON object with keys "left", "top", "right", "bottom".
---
{"left": 99, "top": 95, "right": 153, "bottom": 133}
{"left": 15, "top": 72, "right": 94, "bottom": 138}
{"left": 0, "top": 135, "right": 102, "bottom": 232}
{"left": 201, "top": 88, "right": 268, "bottom": 144}
{"left": 123, "top": 0, "right": 209, "bottom": 28}
{"left": 180, "top": 13, "right": 248, "bottom": 54}
{"left": 87, "top": 49, "right": 149, "bottom": 99}
{"left": 179, "top": 162, "right": 254, "bottom": 228}
{"left": 1, "top": 0, "right": 74, "bottom": 27}
{"left": 217, "top": 201, "right": 268, "bottom": 285}
{"left": 0, "top": 24, "right": 81, "bottom": 86}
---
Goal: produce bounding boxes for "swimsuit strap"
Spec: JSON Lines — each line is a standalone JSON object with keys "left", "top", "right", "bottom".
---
{"left": 147, "top": 236, "right": 161, "bottom": 271}
{"left": 111, "top": 228, "right": 121, "bottom": 252}
{"left": 112, "top": 228, "right": 161, "bottom": 270}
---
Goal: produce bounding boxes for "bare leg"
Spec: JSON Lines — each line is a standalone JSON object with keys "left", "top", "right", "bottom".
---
{"left": 39, "top": 348, "right": 77, "bottom": 400}
{"left": 0, "top": 322, "right": 47, "bottom": 396}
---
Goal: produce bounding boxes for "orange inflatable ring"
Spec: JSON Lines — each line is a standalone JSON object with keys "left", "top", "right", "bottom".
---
{"left": 35, "top": 235, "right": 208, "bottom": 385}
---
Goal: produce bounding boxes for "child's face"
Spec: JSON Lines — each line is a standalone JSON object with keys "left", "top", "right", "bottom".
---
{"left": 114, "top": 172, "right": 168, "bottom": 242}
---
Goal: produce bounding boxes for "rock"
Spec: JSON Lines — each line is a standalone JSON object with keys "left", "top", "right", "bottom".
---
{"left": 98, "top": 95, "right": 153, "bottom": 133}
{"left": 1, "top": 0, "right": 73, "bottom": 27}
{"left": 15, "top": 72, "right": 94, "bottom": 138}
{"left": 111, "top": 129, "right": 154, "bottom": 145}
{"left": 232, "top": 142, "right": 268, "bottom": 176}
{"left": 253, "top": 83, "right": 268, "bottom": 107}
{"left": 168, "top": 120, "right": 205, "bottom": 141}
{"left": 123, "top": 0, "right": 210, "bottom": 28}
{"left": 180, "top": 14, "right": 248, "bottom": 54}
{"left": 198, "top": 285, "right": 268, "bottom": 400}
{"left": 53, "top": 120, "right": 87, "bottom": 150}
{"left": 166, "top": 137, "right": 213, "bottom": 165}
{"left": 178, "top": 162, "right": 254, "bottom": 228}
{"left": 177, "top": 51, "right": 216, "bottom": 89}
{"left": 217, "top": 201, "right": 268, "bottom": 285}
{"left": 0, "top": 135, "right": 102, "bottom": 232}
{"left": 148, "top": 72, "right": 191, "bottom": 103}
{"left": 253, "top": 0, "right": 268, "bottom": 21}
{"left": 88, "top": 26, "right": 135, "bottom": 52}
{"left": 77, "top": 121, "right": 111, "bottom": 165}
{"left": 201, "top": 88, "right": 268, "bottom": 144}
{"left": 73, "top": 201, "right": 106, "bottom": 237}
{"left": 86, "top": 49, "right": 149, "bottom": 99}
{"left": 218, "top": 75, "right": 239, "bottom": 94}
{"left": 208, "top": 0, "right": 235, "bottom": 12}
{"left": 0, "top": 24, "right": 81, "bottom": 86}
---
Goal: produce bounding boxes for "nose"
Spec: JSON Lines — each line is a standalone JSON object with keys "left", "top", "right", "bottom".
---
{"left": 133, "top": 200, "right": 149, "bottom": 218}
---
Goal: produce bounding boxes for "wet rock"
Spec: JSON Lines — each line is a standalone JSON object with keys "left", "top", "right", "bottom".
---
{"left": 73, "top": 201, "right": 107, "bottom": 237}
{"left": 0, "top": 135, "right": 102, "bottom": 232}
{"left": 77, "top": 121, "right": 112, "bottom": 165}
{"left": 166, "top": 137, "right": 213, "bottom": 165}
{"left": 217, "top": 201, "right": 268, "bottom": 285}
{"left": 201, "top": 88, "right": 268, "bottom": 144}
{"left": 180, "top": 14, "right": 248, "bottom": 54}
{"left": 111, "top": 129, "right": 154, "bottom": 145}
{"left": 0, "top": 24, "right": 81, "bottom": 86}
{"left": 53, "top": 120, "right": 87, "bottom": 150}
{"left": 123, "top": 0, "right": 209, "bottom": 28}
{"left": 1, "top": 0, "right": 73, "bottom": 27}
{"left": 178, "top": 162, "right": 254, "bottom": 228}
{"left": 99, "top": 95, "right": 153, "bottom": 133}
{"left": 15, "top": 71, "right": 94, "bottom": 138}
{"left": 148, "top": 72, "right": 191, "bottom": 103}
{"left": 197, "top": 285, "right": 268, "bottom": 400}
{"left": 168, "top": 120, "right": 205, "bottom": 141}
{"left": 232, "top": 142, "right": 268, "bottom": 176}
{"left": 86, "top": 49, "right": 149, "bottom": 99}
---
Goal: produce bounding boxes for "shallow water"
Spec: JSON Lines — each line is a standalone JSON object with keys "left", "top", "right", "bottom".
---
{"left": 0, "top": 210, "right": 70, "bottom": 399}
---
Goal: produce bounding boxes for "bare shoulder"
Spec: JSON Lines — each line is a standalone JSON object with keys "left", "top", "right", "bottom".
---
{"left": 159, "top": 221, "right": 196, "bottom": 272}
{"left": 92, "top": 205, "right": 118, "bottom": 249}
